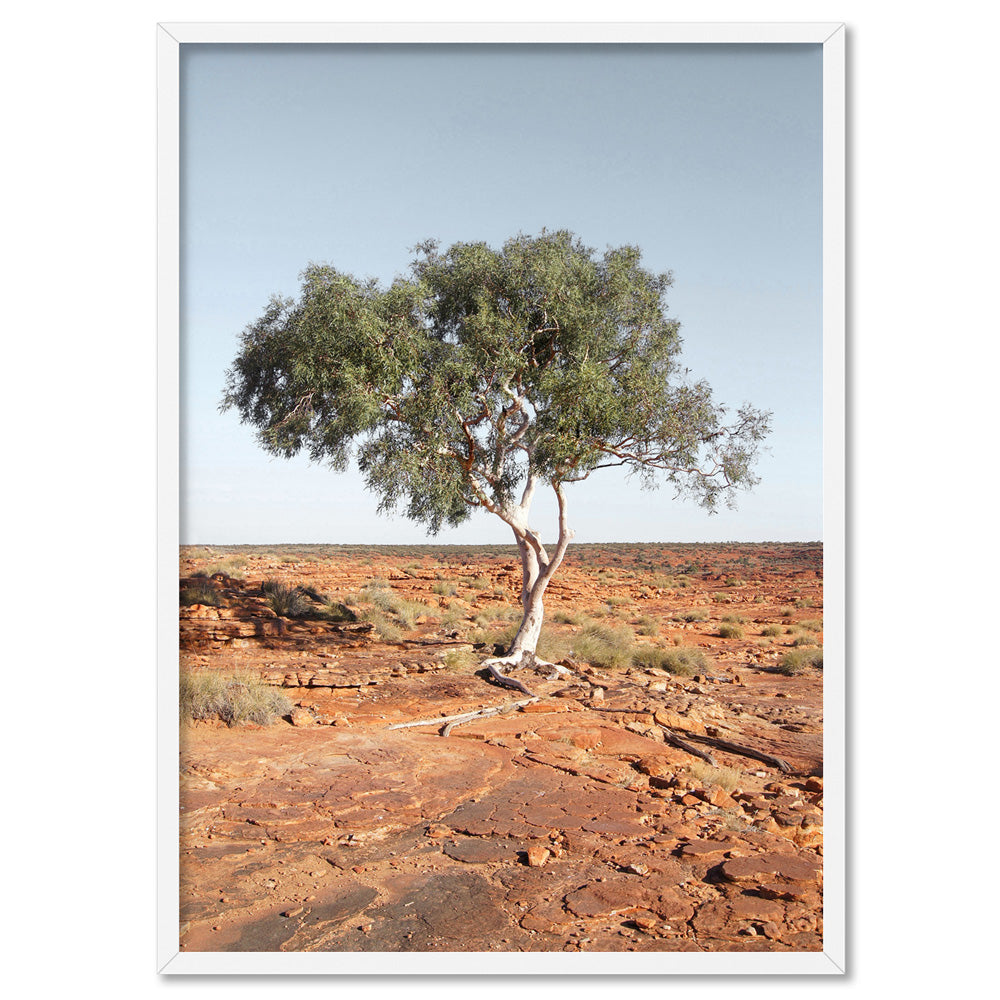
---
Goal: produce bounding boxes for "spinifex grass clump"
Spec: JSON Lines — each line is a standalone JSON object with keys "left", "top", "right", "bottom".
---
{"left": 180, "top": 670, "right": 291, "bottom": 726}
{"left": 792, "top": 633, "right": 821, "bottom": 647}
{"left": 204, "top": 557, "right": 247, "bottom": 580}
{"left": 674, "top": 609, "right": 708, "bottom": 623}
{"left": 687, "top": 761, "right": 742, "bottom": 792}
{"left": 776, "top": 647, "right": 824, "bottom": 675}
{"left": 636, "top": 614, "right": 660, "bottom": 636}
{"left": 631, "top": 643, "right": 707, "bottom": 676}
{"left": 180, "top": 580, "right": 227, "bottom": 608}
{"left": 717, "top": 623, "right": 745, "bottom": 639}
{"left": 261, "top": 579, "right": 313, "bottom": 617}
{"left": 571, "top": 621, "right": 635, "bottom": 669}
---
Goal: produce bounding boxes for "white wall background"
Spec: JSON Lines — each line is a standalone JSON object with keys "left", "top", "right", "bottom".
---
{"left": 4, "top": 2, "right": 995, "bottom": 998}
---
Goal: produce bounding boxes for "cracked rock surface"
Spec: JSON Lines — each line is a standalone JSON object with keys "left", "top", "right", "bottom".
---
{"left": 179, "top": 542, "right": 824, "bottom": 953}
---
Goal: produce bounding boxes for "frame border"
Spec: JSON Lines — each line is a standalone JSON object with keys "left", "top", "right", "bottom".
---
{"left": 158, "top": 20, "right": 846, "bottom": 976}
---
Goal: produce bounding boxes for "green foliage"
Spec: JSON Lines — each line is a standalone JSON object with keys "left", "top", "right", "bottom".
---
{"left": 222, "top": 230, "right": 771, "bottom": 535}
{"left": 180, "top": 671, "right": 291, "bottom": 726}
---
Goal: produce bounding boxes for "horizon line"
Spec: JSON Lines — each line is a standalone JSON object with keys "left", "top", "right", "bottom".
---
{"left": 180, "top": 539, "right": 824, "bottom": 547}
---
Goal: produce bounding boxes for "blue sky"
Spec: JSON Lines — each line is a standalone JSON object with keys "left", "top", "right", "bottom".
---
{"left": 180, "top": 42, "right": 823, "bottom": 545}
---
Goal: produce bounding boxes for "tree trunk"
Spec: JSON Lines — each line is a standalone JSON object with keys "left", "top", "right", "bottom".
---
{"left": 487, "top": 483, "right": 573, "bottom": 677}
{"left": 507, "top": 570, "right": 548, "bottom": 662}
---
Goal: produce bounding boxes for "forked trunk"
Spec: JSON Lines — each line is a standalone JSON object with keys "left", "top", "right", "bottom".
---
{"left": 483, "top": 480, "right": 574, "bottom": 686}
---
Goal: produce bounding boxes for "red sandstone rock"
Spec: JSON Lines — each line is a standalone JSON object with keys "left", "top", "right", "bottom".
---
{"left": 720, "top": 853, "right": 821, "bottom": 885}
{"left": 526, "top": 845, "right": 550, "bottom": 867}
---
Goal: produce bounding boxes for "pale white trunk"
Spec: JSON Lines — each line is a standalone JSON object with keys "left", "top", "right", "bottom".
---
{"left": 508, "top": 572, "right": 548, "bottom": 657}
{"left": 489, "top": 480, "right": 574, "bottom": 670}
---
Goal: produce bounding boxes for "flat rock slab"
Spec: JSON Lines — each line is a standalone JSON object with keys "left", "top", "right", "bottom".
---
{"left": 342, "top": 869, "right": 515, "bottom": 952}
{"left": 181, "top": 726, "right": 516, "bottom": 841}
{"left": 442, "top": 837, "right": 522, "bottom": 865}
{"left": 220, "top": 885, "right": 379, "bottom": 952}
{"left": 565, "top": 877, "right": 649, "bottom": 918}
{"left": 719, "top": 852, "right": 822, "bottom": 885}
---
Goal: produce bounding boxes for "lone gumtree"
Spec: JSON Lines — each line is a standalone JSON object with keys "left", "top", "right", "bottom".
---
{"left": 222, "top": 230, "right": 770, "bottom": 689}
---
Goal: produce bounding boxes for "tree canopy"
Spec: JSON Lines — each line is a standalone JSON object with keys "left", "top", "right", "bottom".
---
{"left": 223, "top": 230, "right": 770, "bottom": 683}
{"left": 222, "top": 229, "right": 771, "bottom": 538}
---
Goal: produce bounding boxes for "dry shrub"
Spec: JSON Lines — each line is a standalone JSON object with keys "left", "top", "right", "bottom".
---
{"left": 687, "top": 761, "right": 742, "bottom": 792}
{"left": 180, "top": 670, "right": 291, "bottom": 727}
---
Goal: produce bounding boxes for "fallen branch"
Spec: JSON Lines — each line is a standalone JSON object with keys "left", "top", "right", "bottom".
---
{"left": 680, "top": 732, "right": 792, "bottom": 774}
{"left": 387, "top": 697, "right": 538, "bottom": 736}
{"left": 658, "top": 725, "right": 718, "bottom": 767}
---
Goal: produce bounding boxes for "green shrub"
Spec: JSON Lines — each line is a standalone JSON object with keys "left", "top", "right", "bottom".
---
{"left": 717, "top": 623, "right": 744, "bottom": 639}
{"left": 660, "top": 645, "right": 708, "bottom": 676}
{"left": 432, "top": 580, "right": 458, "bottom": 596}
{"left": 180, "top": 670, "right": 291, "bottom": 726}
{"left": 799, "top": 618, "right": 824, "bottom": 632}
{"left": 761, "top": 624, "right": 783, "bottom": 637}
{"left": 721, "top": 613, "right": 746, "bottom": 625}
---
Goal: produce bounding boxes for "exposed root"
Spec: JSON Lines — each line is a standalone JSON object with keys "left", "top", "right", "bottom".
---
{"left": 484, "top": 661, "right": 536, "bottom": 697}
{"left": 481, "top": 650, "right": 578, "bottom": 691}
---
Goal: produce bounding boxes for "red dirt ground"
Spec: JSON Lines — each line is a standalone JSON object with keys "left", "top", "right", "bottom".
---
{"left": 178, "top": 542, "right": 824, "bottom": 953}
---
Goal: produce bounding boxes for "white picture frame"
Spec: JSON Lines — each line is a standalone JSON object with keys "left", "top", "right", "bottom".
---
{"left": 158, "top": 20, "right": 845, "bottom": 976}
